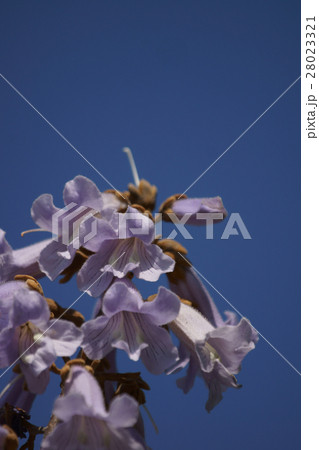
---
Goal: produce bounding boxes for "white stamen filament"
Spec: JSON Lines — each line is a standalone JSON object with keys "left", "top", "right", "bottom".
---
{"left": 123, "top": 147, "right": 140, "bottom": 186}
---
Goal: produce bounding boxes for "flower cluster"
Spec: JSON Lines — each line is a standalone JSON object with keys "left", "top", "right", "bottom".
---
{"left": 0, "top": 157, "right": 257, "bottom": 449}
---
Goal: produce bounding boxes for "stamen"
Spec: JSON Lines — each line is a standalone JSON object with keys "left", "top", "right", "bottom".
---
{"left": 0, "top": 373, "right": 23, "bottom": 400}
{"left": 142, "top": 404, "right": 159, "bottom": 434}
{"left": 21, "top": 228, "right": 49, "bottom": 237}
{"left": 123, "top": 147, "right": 140, "bottom": 186}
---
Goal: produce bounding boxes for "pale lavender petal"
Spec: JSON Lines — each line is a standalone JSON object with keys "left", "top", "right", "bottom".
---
{"left": 41, "top": 415, "right": 143, "bottom": 450}
{"left": 131, "top": 240, "right": 175, "bottom": 281}
{"left": 194, "top": 341, "right": 217, "bottom": 372}
{"left": 203, "top": 360, "right": 240, "bottom": 412}
{"left": 31, "top": 193, "right": 60, "bottom": 231}
{"left": 39, "top": 240, "right": 76, "bottom": 280}
{"left": 166, "top": 343, "right": 190, "bottom": 375}
{"left": 0, "top": 282, "right": 49, "bottom": 368}
{"left": 138, "top": 318, "right": 179, "bottom": 374}
{"left": 101, "top": 280, "right": 143, "bottom": 318}
{"left": 224, "top": 311, "right": 238, "bottom": 325}
{"left": 19, "top": 330, "right": 56, "bottom": 377}
{"left": 207, "top": 318, "right": 258, "bottom": 374}
{"left": 79, "top": 216, "right": 117, "bottom": 252}
{"left": 0, "top": 238, "right": 51, "bottom": 283}
{"left": 11, "top": 289, "right": 50, "bottom": 327}
{"left": 101, "top": 192, "right": 127, "bottom": 212}
{"left": 107, "top": 394, "right": 139, "bottom": 428}
{"left": 87, "top": 239, "right": 139, "bottom": 279}
{"left": 53, "top": 393, "right": 97, "bottom": 422}
{"left": 82, "top": 315, "right": 122, "bottom": 360}
{"left": 63, "top": 365, "right": 108, "bottom": 419}
{"left": 0, "top": 328, "right": 19, "bottom": 367}
{"left": 117, "top": 207, "right": 155, "bottom": 245}
{"left": 112, "top": 312, "right": 148, "bottom": 361}
{"left": 0, "top": 374, "right": 36, "bottom": 413}
{"left": 176, "top": 356, "right": 198, "bottom": 394}
{"left": 172, "top": 197, "right": 227, "bottom": 225}
{"left": 63, "top": 175, "right": 104, "bottom": 211}
{"left": 77, "top": 249, "right": 114, "bottom": 297}
{"left": 42, "top": 366, "right": 143, "bottom": 449}
{"left": 0, "top": 281, "right": 24, "bottom": 328}
{"left": 0, "top": 229, "right": 12, "bottom": 254}
{"left": 21, "top": 366, "right": 50, "bottom": 395}
{"left": 140, "top": 286, "right": 180, "bottom": 326}
{"left": 46, "top": 320, "right": 83, "bottom": 357}
{"left": 103, "top": 239, "right": 140, "bottom": 278}
{"left": 168, "top": 266, "right": 225, "bottom": 328}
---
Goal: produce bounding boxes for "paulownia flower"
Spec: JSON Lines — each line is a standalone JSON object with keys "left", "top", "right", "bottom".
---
{"left": 159, "top": 194, "right": 227, "bottom": 225}
{"left": 160, "top": 240, "right": 236, "bottom": 327}
{"left": 31, "top": 175, "right": 117, "bottom": 281}
{"left": 0, "top": 373, "right": 36, "bottom": 415}
{"left": 77, "top": 206, "right": 175, "bottom": 297}
{"left": 0, "top": 229, "right": 50, "bottom": 283}
{"left": 41, "top": 365, "right": 145, "bottom": 450}
{"left": 0, "top": 281, "right": 83, "bottom": 394}
{"left": 169, "top": 302, "right": 258, "bottom": 411}
{"left": 82, "top": 279, "right": 180, "bottom": 374}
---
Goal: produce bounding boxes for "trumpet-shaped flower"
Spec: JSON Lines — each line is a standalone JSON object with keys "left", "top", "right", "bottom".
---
{"left": 82, "top": 279, "right": 180, "bottom": 374}
{"left": 169, "top": 302, "right": 258, "bottom": 411}
{"left": 77, "top": 207, "right": 175, "bottom": 297}
{"left": 0, "top": 229, "right": 50, "bottom": 283}
{"left": 31, "top": 175, "right": 117, "bottom": 280}
{"left": 171, "top": 197, "right": 227, "bottom": 225}
{"left": 41, "top": 365, "right": 145, "bottom": 450}
{"left": 160, "top": 195, "right": 227, "bottom": 225}
{"left": 0, "top": 281, "right": 83, "bottom": 393}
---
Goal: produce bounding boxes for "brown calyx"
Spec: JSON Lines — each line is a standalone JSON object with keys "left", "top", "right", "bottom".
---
{"left": 158, "top": 193, "right": 187, "bottom": 221}
{"left": 1, "top": 424, "right": 19, "bottom": 450}
{"left": 60, "top": 359, "right": 93, "bottom": 384}
{"left": 59, "top": 247, "right": 94, "bottom": 284}
{"left": 156, "top": 239, "right": 187, "bottom": 256}
{"left": 113, "top": 372, "right": 150, "bottom": 405}
{"left": 156, "top": 239, "right": 192, "bottom": 283}
{"left": 45, "top": 298, "right": 84, "bottom": 327}
{"left": 124, "top": 179, "right": 157, "bottom": 212}
{"left": 14, "top": 275, "right": 43, "bottom": 296}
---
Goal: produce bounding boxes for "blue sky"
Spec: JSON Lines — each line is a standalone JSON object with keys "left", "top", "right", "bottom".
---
{"left": 0, "top": 1, "right": 300, "bottom": 449}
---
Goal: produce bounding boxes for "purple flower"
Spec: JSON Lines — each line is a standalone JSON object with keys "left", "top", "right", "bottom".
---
{"left": 41, "top": 365, "right": 145, "bottom": 450}
{"left": 0, "top": 281, "right": 83, "bottom": 394}
{"left": 160, "top": 196, "right": 227, "bottom": 225}
{"left": 0, "top": 373, "right": 36, "bottom": 414}
{"left": 77, "top": 207, "right": 175, "bottom": 297}
{"left": 82, "top": 279, "right": 180, "bottom": 374}
{"left": 169, "top": 302, "right": 258, "bottom": 411}
{"left": 168, "top": 263, "right": 228, "bottom": 328}
{"left": 0, "top": 229, "right": 50, "bottom": 283}
{"left": 31, "top": 175, "right": 117, "bottom": 281}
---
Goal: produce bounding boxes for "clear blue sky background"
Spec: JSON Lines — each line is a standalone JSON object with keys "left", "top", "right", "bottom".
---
{"left": 0, "top": 1, "right": 300, "bottom": 449}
